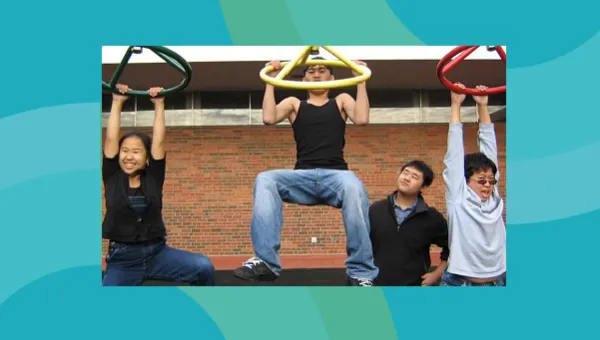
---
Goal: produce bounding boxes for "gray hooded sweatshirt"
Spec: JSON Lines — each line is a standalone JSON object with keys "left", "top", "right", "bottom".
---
{"left": 443, "top": 123, "right": 506, "bottom": 278}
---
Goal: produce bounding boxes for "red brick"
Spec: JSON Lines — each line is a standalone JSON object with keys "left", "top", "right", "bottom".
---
{"left": 102, "top": 123, "right": 507, "bottom": 260}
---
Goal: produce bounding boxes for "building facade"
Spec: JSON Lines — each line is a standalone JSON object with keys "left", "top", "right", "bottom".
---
{"left": 101, "top": 46, "right": 506, "bottom": 268}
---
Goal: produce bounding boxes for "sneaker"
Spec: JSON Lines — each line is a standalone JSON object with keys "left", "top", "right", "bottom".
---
{"left": 233, "top": 257, "right": 278, "bottom": 282}
{"left": 347, "top": 277, "right": 374, "bottom": 286}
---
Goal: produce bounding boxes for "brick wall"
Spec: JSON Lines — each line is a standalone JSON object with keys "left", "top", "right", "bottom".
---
{"left": 101, "top": 123, "right": 506, "bottom": 257}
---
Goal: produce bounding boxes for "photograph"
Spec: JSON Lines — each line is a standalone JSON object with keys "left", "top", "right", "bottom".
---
{"left": 101, "top": 45, "right": 506, "bottom": 287}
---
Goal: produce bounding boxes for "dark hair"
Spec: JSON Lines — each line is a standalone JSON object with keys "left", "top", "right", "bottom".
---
{"left": 119, "top": 131, "right": 152, "bottom": 162}
{"left": 303, "top": 56, "right": 334, "bottom": 75}
{"left": 400, "top": 160, "right": 434, "bottom": 187}
{"left": 464, "top": 152, "right": 497, "bottom": 181}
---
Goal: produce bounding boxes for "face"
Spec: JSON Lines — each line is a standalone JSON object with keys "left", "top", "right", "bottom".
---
{"left": 397, "top": 167, "right": 425, "bottom": 196}
{"left": 119, "top": 136, "right": 148, "bottom": 175}
{"left": 467, "top": 169, "right": 497, "bottom": 201}
{"left": 303, "top": 64, "right": 333, "bottom": 94}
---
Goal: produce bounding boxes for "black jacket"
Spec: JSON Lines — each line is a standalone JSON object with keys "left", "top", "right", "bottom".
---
{"left": 369, "top": 192, "right": 449, "bottom": 286}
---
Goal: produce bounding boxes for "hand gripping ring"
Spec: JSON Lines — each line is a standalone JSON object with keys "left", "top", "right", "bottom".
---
{"left": 102, "top": 46, "right": 192, "bottom": 97}
{"left": 259, "top": 46, "right": 371, "bottom": 90}
{"left": 436, "top": 46, "right": 506, "bottom": 95}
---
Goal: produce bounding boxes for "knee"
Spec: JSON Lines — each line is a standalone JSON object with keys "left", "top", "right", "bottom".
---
{"left": 195, "top": 255, "right": 215, "bottom": 277}
{"left": 255, "top": 171, "right": 281, "bottom": 193}
{"left": 255, "top": 171, "right": 277, "bottom": 187}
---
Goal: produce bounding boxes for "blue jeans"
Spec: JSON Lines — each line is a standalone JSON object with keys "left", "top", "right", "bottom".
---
{"left": 441, "top": 269, "right": 506, "bottom": 286}
{"left": 250, "top": 169, "right": 379, "bottom": 280}
{"left": 102, "top": 238, "right": 215, "bottom": 286}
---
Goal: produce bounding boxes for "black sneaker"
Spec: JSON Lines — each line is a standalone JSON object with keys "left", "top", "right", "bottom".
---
{"left": 347, "top": 277, "right": 374, "bottom": 286}
{"left": 233, "top": 257, "right": 278, "bottom": 282}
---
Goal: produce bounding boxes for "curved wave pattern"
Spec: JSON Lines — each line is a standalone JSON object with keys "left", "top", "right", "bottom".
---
{"left": 181, "top": 287, "right": 329, "bottom": 339}
{"left": 0, "top": 266, "right": 224, "bottom": 339}
{"left": 219, "top": 0, "right": 303, "bottom": 44}
{"left": 507, "top": 30, "right": 600, "bottom": 159}
{"left": 384, "top": 0, "right": 599, "bottom": 67}
{"left": 508, "top": 133, "right": 600, "bottom": 224}
{"left": 0, "top": 103, "right": 100, "bottom": 191}
{"left": 0, "top": 170, "right": 100, "bottom": 304}
{"left": 308, "top": 288, "right": 398, "bottom": 339}
{"left": 285, "top": 0, "right": 423, "bottom": 45}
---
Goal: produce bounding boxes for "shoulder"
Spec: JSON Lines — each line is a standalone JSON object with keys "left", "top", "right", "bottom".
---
{"left": 282, "top": 96, "right": 302, "bottom": 112}
{"left": 282, "top": 96, "right": 301, "bottom": 105}
{"left": 335, "top": 93, "right": 353, "bottom": 104}
{"left": 426, "top": 206, "right": 448, "bottom": 225}
{"left": 150, "top": 154, "right": 167, "bottom": 163}
{"left": 105, "top": 170, "right": 125, "bottom": 191}
{"left": 370, "top": 197, "right": 389, "bottom": 212}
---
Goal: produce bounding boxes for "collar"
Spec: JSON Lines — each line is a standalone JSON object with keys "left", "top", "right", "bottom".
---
{"left": 388, "top": 191, "right": 428, "bottom": 214}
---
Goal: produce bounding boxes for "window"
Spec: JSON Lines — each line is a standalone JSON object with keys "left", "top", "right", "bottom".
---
{"left": 427, "top": 90, "right": 452, "bottom": 107}
{"left": 136, "top": 91, "right": 189, "bottom": 111}
{"left": 426, "top": 89, "right": 506, "bottom": 107}
{"left": 101, "top": 94, "right": 135, "bottom": 112}
{"left": 250, "top": 91, "right": 262, "bottom": 109}
{"left": 198, "top": 91, "right": 249, "bottom": 109}
{"left": 369, "top": 90, "right": 415, "bottom": 108}
{"left": 249, "top": 90, "right": 307, "bottom": 108}
{"left": 488, "top": 92, "right": 506, "bottom": 106}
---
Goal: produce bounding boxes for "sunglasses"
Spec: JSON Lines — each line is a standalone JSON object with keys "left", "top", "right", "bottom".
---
{"left": 476, "top": 178, "right": 497, "bottom": 185}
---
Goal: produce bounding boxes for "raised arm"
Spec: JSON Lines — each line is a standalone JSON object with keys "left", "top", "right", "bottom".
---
{"left": 340, "top": 60, "right": 370, "bottom": 126}
{"left": 262, "top": 60, "right": 298, "bottom": 125}
{"left": 443, "top": 83, "right": 467, "bottom": 203}
{"left": 472, "top": 85, "right": 500, "bottom": 180}
{"left": 104, "top": 84, "right": 129, "bottom": 158}
{"left": 148, "top": 87, "right": 166, "bottom": 160}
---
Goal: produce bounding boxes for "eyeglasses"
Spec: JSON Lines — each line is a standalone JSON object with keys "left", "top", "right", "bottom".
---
{"left": 476, "top": 178, "right": 497, "bottom": 185}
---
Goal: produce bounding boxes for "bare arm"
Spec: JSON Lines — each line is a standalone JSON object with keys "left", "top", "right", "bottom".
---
{"left": 261, "top": 60, "right": 298, "bottom": 125}
{"left": 427, "top": 260, "right": 447, "bottom": 283}
{"left": 477, "top": 102, "right": 492, "bottom": 124}
{"left": 340, "top": 83, "right": 370, "bottom": 125}
{"left": 341, "top": 61, "right": 370, "bottom": 125}
{"left": 104, "top": 84, "right": 129, "bottom": 158}
{"left": 262, "top": 84, "right": 297, "bottom": 125}
{"left": 148, "top": 87, "right": 166, "bottom": 160}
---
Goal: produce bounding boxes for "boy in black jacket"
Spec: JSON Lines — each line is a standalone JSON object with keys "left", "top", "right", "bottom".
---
{"left": 369, "top": 160, "right": 449, "bottom": 286}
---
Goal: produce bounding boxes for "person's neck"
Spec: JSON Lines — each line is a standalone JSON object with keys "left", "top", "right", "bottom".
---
{"left": 395, "top": 191, "right": 418, "bottom": 209}
{"left": 129, "top": 175, "right": 141, "bottom": 188}
{"left": 307, "top": 92, "right": 330, "bottom": 105}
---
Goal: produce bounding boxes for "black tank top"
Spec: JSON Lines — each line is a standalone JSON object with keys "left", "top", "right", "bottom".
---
{"left": 292, "top": 99, "right": 348, "bottom": 170}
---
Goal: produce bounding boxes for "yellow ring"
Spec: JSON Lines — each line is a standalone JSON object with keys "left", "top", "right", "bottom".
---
{"left": 259, "top": 47, "right": 372, "bottom": 90}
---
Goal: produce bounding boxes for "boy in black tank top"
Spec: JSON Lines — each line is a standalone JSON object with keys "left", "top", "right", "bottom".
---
{"left": 234, "top": 58, "right": 379, "bottom": 286}
{"left": 102, "top": 84, "right": 215, "bottom": 286}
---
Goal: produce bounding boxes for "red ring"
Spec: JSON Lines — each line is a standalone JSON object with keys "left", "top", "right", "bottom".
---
{"left": 436, "top": 46, "right": 506, "bottom": 95}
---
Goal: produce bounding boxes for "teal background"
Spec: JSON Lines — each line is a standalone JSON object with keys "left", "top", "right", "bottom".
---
{"left": 0, "top": 0, "right": 596, "bottom": 338}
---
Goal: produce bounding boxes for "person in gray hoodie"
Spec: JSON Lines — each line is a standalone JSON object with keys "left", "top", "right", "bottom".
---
{"left": 441, "top": 83, "right": 506, "bottom": 286}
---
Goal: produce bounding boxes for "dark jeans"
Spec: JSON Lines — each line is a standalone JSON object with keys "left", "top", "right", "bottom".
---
{"left": 102, "top": 238, "right": 215, "bottom": 286}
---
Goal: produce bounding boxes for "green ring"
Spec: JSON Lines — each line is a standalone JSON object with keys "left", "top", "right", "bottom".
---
{"left": 102, "top": 46, "right": 192, "bottom": 97}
